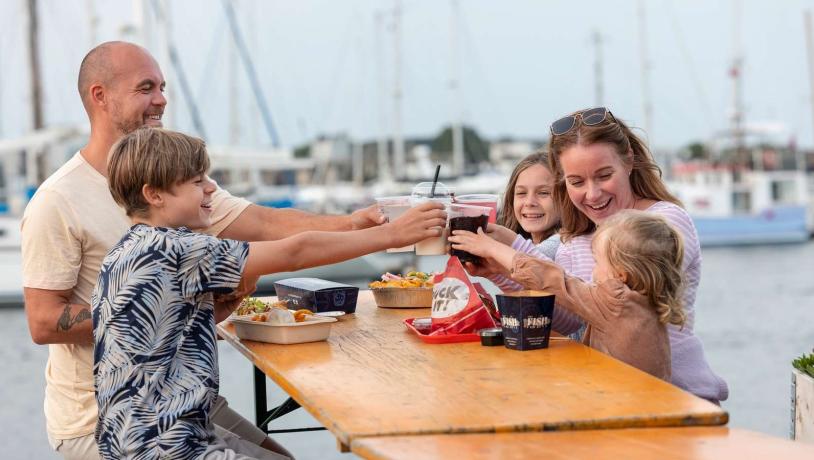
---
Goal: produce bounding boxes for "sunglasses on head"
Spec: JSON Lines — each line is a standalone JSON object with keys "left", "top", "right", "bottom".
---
{"left": 550, "top": 107, "right": 615, "bottom": 136}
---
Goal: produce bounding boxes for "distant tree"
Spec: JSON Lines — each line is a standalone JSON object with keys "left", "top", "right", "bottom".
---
{"left": 294, "top": 144, "right": 311, "bottom": 158}
{"left": 683, "top": 142, "right": 709, "bottom": 161}
{"left": 431, "top": 125, "right": 490, "bottom": 164}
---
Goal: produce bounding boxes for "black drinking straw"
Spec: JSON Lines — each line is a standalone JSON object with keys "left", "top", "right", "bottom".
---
{"left": 430, "top": 165, "right": 441, "bottom": 197}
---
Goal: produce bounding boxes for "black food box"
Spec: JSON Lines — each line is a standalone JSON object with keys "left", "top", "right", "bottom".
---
{"left": 273, "top": 278, "right": 359, "bottom": 314}
{"left": 495, "top": 292, "right": 555, "bottom": 351}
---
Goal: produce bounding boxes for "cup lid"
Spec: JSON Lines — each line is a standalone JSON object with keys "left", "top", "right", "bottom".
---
{"left": 456, "top": 194, "right": 498, "bottom": 202}
{"left": 478, "top": 327, "right": 504, "bottom": 337}
{"left": 449, "top": 203, "right": 492, "bottom": 216}
{"left": 412, "top": 181, "right": 453, "bottom": 199}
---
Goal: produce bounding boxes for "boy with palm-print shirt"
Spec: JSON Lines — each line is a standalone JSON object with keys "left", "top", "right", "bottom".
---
{"left": 92, "top": 128, "right": 446, "bottom": 459}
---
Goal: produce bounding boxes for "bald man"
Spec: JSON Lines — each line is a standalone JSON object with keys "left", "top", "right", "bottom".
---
{"left": 22, "top": 41, "right": 381, "bottom": 459}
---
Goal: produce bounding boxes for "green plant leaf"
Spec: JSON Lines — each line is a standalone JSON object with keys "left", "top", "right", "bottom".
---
{"left": 792, "top": 350, "right": 814, "bottom": 379}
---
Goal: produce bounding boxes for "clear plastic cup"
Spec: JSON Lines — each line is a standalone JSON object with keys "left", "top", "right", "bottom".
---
{"left": 448, "top": 203, "right": 492, "bottom": 264}
{"left": 375, "top": 196, "right": 414, "bottom": 252}
{"left": 455, "top": 194, "right": 499, "bottom": 223}
{"left": 411, "top": 182, "right": 453, "bottom": 256}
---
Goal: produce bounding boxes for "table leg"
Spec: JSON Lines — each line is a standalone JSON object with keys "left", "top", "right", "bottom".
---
{"left": 253, "top": 365, "right": 268, "bottom": 429}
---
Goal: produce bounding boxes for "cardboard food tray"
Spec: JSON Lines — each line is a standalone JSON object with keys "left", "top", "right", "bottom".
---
{"left": 372, "top": 287, "right": 433, "bottom": 309}
{"left": 404, "top": 318, "right": 480, "bottom": 344}
{"left": 230, "top": 314, "right": 337, "bottom": 344}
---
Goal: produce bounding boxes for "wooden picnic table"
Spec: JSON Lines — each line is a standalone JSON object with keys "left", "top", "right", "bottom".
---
{"left": 217, "top": 290, "right": 727, "bottom": 450}
{"left": 350, "top": 427, "right": 814, "bottom": 460}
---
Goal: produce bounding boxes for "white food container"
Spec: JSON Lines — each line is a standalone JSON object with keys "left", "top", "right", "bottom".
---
{"left": 230, "top": 315, "right": 338, "bottom": 344}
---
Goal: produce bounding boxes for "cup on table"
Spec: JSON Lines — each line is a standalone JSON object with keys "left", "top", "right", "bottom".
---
{"left": 455, "top": 194, "right": 499, "bottom": 223}
{"left": 448, "top": 203, "right": 492, "bottom": 264}
{"left": 375, "top": 196, "right": 415, "bottom": 252}
{"left": 495, "top": 290, "right": 555, "bottom": 351}
{"left": 411, "top": 182, "right": 453, "bottom": 256}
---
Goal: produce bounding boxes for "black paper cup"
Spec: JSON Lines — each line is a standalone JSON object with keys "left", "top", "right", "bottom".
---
{"left": 496, "top": 290, "right": 555, "bottom": 351}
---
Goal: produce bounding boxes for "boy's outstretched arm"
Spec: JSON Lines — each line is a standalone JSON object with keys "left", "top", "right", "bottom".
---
{"left": 242, "top": 202, "right": 447, "bottom": 279}
{"left": 219, "top": 203, "right": 385, "bottom": 241}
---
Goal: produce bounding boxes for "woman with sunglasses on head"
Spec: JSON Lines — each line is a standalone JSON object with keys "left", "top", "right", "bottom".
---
{"left": 455, "top": 108, "right": 727, "bottom": 404}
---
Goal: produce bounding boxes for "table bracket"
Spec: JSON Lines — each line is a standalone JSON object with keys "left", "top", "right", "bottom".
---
{"left": 253, "top": 365, "right": 327, "bottom": 434}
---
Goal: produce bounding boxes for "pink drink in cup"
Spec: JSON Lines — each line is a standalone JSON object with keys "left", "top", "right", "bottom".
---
{"left": 455, "top": 194, "right": 499, "bottom": 223}
{"left": 375, "top": 196, "right": 414, "bottom": 252}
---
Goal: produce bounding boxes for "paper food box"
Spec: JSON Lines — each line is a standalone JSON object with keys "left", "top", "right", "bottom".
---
{"left": 273, "top": 278, "right": 359, "bottom": 314}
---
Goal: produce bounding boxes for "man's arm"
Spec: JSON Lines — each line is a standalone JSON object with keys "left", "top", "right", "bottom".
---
{"left": 218, "top": 203, "right": 385, "bottom": 241}
{"left": 23, "top": 287, "right": 93, "bottom": 345}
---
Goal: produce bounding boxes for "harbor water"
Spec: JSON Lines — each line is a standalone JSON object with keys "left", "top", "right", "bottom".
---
{"left": 1, "top": 241, "right": 813, "bottom": 458}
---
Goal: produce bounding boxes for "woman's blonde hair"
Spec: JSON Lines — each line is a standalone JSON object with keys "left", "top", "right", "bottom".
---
{"left": 498, "top": 150, "right": 560, "bottom": 242}
{"left": 594, "top": 209, "right": 686, "bottom": 326}
{"left": 108, "top": 127, "right": 210, "bottom": 217}
{"left": 548, "top": 109, "right": 681, "bottom": 242}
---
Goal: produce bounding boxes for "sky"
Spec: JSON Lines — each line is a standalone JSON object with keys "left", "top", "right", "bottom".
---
{"left": 2, "top": 0, "right": 814, "bottom": 151}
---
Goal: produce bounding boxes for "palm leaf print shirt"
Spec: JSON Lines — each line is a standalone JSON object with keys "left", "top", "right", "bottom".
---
{"left": 92, "top": 225, "right": 249, "bottom": 459}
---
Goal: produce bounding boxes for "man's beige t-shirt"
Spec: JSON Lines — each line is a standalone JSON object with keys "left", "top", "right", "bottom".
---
{"left": 21, "top": 152, "right": 251, "bottom": 440}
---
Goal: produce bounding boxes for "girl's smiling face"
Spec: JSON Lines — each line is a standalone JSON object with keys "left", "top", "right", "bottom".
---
{"left": 513, "top": 164, "right": 559, "bottom": 243}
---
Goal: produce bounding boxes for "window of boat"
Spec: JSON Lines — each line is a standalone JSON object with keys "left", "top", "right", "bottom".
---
{"left": 732, "top": 191, "right": 751, "bottom": 213}
{"left": 771, "top": 180, "right": 796, "bottom": 204}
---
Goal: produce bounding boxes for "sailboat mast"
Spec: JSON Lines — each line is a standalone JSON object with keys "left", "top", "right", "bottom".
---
{"left": 375, "top": 11, "right": 391, "bottom": 182}
{"left": 592, "top": 30, "right": 604, "bottom": 107}
{"left": 449, "top": 0, "right": 464, "bottom": 177}
{"left": 27, "top": 0, "right": 44, "bottom": 130}
{"left": 638, "top": 0, "right": 653, "bottom": 142}
{"left": 804, "top": 10, "right": 814, "bottom": 148}
{"left": 392, "top": 0, "right": 405, "bottom": 180}
{"left": 730, "top": 0, "right": 746, "bottom": 167}
{"left": 86, "top": 0, "right": 99, "bottom": 48}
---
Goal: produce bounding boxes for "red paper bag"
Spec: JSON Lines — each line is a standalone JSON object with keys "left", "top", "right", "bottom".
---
{"left": 430, "top": 256, "right": 498, "bottom": 335}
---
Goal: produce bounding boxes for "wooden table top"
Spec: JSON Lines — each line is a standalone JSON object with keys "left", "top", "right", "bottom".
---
{"left": 350, "top": 427, "right": 814, "bottom": 460}
{"left": 217, "top": 291, "right": 727, "bottom": 447}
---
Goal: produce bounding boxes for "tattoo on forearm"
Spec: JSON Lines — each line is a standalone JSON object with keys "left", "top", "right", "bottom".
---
{"left": 56, "top": 304, "right": 91, "bottom": 332}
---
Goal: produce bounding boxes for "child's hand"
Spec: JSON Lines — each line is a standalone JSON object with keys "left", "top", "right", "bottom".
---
{"left": 486, "top": 223, "right": 518, "bottom": 246}
{"left": 449, "top": 228, "right": 517, "bottom": 273}
{"left": 448, "top": 227, "right": 502, "bottom": 259}
{"left": 388, "top": 201, "right": 447, "bottom": 247}
{"left": 462, "top": 257, "right": 512, "bottom": 279}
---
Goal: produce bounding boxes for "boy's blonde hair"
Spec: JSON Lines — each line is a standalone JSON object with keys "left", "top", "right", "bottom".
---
{"left": 594, "top": 209, "right": 686, "bottom": 326}
{"left": 107, "top": 128, "right": 209, "bottom": 217}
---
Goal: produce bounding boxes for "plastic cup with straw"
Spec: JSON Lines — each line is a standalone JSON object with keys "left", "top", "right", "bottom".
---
{"left": 411, "top": 165, "right": 452, "bottom": 255}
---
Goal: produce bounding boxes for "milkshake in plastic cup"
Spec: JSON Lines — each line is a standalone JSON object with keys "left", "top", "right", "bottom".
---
{"left": 375, "top": 196, "right": 414, "bottom": 252}
{"left": 411, "top": 182, "right": 453, "bottom": 255}
{"left": 448, "top": 203, "right": 492, "bottom": 264}
{"left": 455, "top": 194, "right": 499, "bottom": 223}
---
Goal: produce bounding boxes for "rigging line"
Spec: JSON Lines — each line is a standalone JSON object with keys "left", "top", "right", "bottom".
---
{"left": 194, "top": 16, "right": 228, "bottom": 111}
{"left": 220, "top": 0, "right": 280, "bottom": 147}
{"left": 321, "top": 8, "right": 360, "bottom": 136}
{"left": 148, "top": 0, "right": 208, "bottom": 140}
{"left": 458, "top": 6, "right": 501, "bottom": 134}
{"left": 665, "top": 0, "right": 714, "bottom": 129}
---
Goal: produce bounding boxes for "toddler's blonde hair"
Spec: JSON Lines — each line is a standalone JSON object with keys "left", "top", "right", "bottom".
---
{"left": 594, "top": 209, "right": 686, "bottom": 326}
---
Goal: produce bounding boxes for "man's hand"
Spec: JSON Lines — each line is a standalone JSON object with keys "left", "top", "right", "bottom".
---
{"left": 350, "top": 203, "right": 386, "bottom": 230}
{"left": 214, "top": 275, "right": 259, "bottom": 323}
